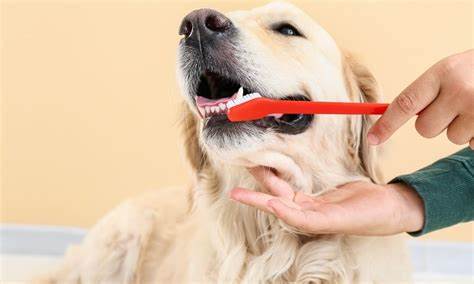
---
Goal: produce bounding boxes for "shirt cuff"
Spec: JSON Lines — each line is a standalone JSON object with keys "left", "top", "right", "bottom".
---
{"left": 389, "top": 148, "right": 474, "bottom": 237}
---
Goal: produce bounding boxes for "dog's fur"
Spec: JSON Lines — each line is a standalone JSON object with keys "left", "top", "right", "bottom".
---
{"left": 38, "top": 2, "right": 410, "bottom": 283}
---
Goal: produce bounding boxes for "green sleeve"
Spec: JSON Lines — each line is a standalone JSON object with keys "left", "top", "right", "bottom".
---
{"left": 390, "top": 147, "right": 474, "bottom": 236}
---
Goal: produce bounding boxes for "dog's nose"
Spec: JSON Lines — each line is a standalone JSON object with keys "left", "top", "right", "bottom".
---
{"left": 179, "top": 9, "right": 233, "bottom": 42}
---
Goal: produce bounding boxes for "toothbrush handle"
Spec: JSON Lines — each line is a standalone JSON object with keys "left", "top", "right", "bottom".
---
{"left": 269, "top": 100, "right": 389, "bottom": 115}
{"left": 227, "top": 98, "right": 391, "bottom": 122}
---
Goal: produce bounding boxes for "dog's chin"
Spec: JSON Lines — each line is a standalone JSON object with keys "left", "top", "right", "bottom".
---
{"left": 201, "top": 117, "right": 266, "bottom": 163}
{"left": 202, "top": 126, "right": 312, "bottom": 190}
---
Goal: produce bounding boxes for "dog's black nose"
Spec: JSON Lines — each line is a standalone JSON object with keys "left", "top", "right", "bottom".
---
{"left": 179, "top": 9, "right": 233, "bottom": 42}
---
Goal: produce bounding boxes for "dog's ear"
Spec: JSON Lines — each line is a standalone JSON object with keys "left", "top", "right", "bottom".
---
{"left": 180, "top": 103, "right": 209, "bottom": 174}
{"left": 343, "top": 53, "right": 382, "bottom": 182}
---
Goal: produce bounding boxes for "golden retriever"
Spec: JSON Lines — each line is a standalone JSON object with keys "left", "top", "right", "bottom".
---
{"left": 38, "top": 2, "right": 411, "bottom": 283}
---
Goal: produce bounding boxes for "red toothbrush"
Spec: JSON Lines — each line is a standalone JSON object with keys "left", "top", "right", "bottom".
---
{"left": 226, "top": 93, "right": 389, "bottom": 122}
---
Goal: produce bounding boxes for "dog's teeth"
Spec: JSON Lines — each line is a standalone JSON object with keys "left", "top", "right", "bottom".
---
{"left": 236, "top": 87, "right": 244, "bottom": 99}
{"left": 205, "top": 106, "right": 211, "bottom": 114}
{"left": 219, "top": 103, "right": 225, "bottom": 110}
{"left": 211, "top": 106, "right": 219, "bottom": 112}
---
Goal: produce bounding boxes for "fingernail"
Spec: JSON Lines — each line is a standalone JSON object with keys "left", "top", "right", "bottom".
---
{"left": 367, "top": 133, "right": 380, "bottom": 145}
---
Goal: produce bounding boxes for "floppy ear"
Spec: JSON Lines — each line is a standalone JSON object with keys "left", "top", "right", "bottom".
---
{"left": 180, "top": 102, "right": 209, "bottom": 174}
{"left": 342, "top": 53, "right": 383, "bottom": 182}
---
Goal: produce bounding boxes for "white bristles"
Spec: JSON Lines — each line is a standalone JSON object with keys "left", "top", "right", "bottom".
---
{"left": 227, "top": 93, "right": 261, "bottom": 109}
{"left": 236, "top": 86, "right": 244, "bottom": 99}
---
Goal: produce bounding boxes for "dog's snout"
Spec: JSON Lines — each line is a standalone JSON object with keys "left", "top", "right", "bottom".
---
{"left": 179, "top": 9, "right": 233, "bottom": 42}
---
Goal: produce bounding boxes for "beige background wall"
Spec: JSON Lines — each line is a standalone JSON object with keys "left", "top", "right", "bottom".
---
{"left": 1, "top": 0, "right": 472, "bottom": 241}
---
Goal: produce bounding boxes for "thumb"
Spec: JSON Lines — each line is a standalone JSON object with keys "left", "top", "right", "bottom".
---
{"left": 368, "top": 64, "right": 442, "bottom": 145}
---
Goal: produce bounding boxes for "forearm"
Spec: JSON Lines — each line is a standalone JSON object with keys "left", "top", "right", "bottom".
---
{"left": 390, "top": 147, "right": 474, "bottom": 236}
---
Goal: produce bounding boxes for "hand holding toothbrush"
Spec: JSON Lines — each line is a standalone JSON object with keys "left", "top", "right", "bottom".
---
{"left": 227, "top": 50, "right": 473, "bottom": 149}
{"left": 368, "top": 49, "right": 474, "bottom": 149}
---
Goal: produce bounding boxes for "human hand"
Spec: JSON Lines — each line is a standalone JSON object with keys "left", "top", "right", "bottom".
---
{"left": 230, "top": 167, "right": 424, "bottom": 236}
{"left": 368, "top": 49, "right": 474, "bottom": 149}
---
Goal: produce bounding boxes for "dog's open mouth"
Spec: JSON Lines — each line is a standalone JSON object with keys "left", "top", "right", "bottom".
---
{"left": 194, "top": 71, "right": 313, "bottom": 133}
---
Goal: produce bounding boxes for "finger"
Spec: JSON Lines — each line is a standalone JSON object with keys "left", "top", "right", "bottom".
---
{"left": 230, "top": 188, "right": 276, "bottom": 213}
{"left": 414, "top": 89, "right": 459, "bottom": 138}
{"left": 267, "top": 199, "right": 330, "bottom": 234}
{"left": 368, "top": 66, "right": 442, "bottom": 145}
{"left": 248, "top": 167, "right": 295, "bottom": 199}
{"left": 293, "top": 191, "right": 315, "bottom": 204}
{"left": 446, "top": 115, "right": 474, "bottom": 145}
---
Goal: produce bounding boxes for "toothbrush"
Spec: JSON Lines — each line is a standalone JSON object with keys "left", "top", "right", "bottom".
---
{"left": 226, "top": 94, "right": 389, "bottom": 122}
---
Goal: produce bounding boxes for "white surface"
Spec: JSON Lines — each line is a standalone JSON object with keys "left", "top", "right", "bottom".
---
{"left": 408, "top": 241, "right": 474, "bottom": 283}
{"left": 1, "top": 224, "right": 473, "bottom": 283}
{"left": 1, "top": 254, "right": 61, "bottom": 282}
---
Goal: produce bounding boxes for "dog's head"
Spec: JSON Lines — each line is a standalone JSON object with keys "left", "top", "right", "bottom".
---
{"left": 177, "top": 2, "right": 381, "bottom": 188}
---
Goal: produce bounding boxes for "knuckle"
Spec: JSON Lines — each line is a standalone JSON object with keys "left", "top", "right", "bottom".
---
{"left": 395, "top": 92, "right": 419, "bottom": 115}
{"left": 438, "top": 53, "right": 465, "bottom": 75}
{"left": 459, "top": 81, "right": 474, "bottom": 95}
{"left": 440, "top": 55, "right": 458, "bottom": 73}
{"left": 439, "top": 55, "right": 474, "bottom": 98}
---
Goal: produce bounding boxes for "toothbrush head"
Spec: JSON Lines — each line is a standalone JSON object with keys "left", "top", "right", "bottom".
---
{"left": 226, "top": 93, "right": 272, "bottom": 122}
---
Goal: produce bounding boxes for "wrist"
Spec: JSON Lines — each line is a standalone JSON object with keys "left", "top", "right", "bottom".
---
{"left": 387, "top": 182, "right": 425, "bottom": 233}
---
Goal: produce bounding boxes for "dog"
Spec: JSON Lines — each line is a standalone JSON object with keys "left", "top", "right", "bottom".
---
{"left": 38, "top": 2, "right": 411, "bottom": 283}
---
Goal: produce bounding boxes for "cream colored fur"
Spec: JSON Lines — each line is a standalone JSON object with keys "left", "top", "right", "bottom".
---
{"left": 37, "top": 2, "right": 411, "bottom": 283}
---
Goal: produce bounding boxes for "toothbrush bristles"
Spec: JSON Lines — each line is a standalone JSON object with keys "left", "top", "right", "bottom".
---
{"left": 227, "top": 93, "right": 262, "bottom": 109}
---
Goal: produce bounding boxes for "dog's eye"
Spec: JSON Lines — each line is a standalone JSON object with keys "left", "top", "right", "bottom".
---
{"left": 274, "top": 24, "right": 301, "bottom": 37}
